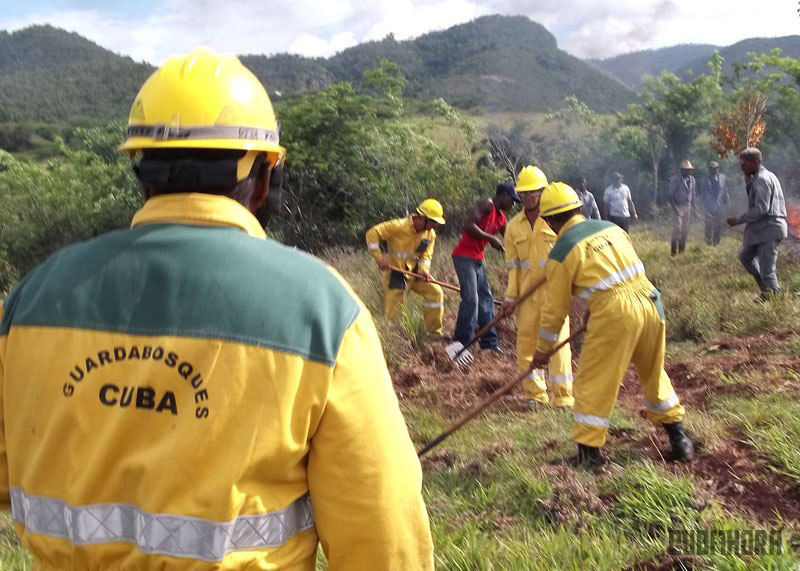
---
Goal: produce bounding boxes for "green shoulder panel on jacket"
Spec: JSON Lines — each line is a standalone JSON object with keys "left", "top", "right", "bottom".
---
{"left": 1, "top": 224, "right": 360, "bottom": 366}
{"left": 549, "top": 220, "right": 615, "bottom": 263}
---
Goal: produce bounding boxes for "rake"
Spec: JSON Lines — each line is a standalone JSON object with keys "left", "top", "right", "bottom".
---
{"left": 445, "top": 276, "right": 547, "bottom": 366}
{"left": 388, "top": 266, "right": 503, "bottom": 306}
{"left": 419, "top": 322, "right": 587, "bottom": 457}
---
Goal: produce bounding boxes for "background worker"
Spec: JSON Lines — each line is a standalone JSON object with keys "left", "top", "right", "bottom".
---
{"left": 602, "top": 172, "right": 638, "bottom": 232}
{"left": 531, "top": 182, "right": 693, "bottom": 467}
{"left": 503, "top": 166, "right": 573, "bottom": 408}
{"left": 0, "top": 49, "right": 433, "bottom": 570}
{"left": 699, "top": 161, "right": 729, "bottom": 246}
{"left": 367, "top": 199, "right": 446, "bottom": 337}
{"left": 668, "top": 160, "right": 697, "bottom": 256}
{"left": 451, "top": 182, "right": 518, "bottom": 353}
{"left": 576, "top": 176, "right": 601, "bottom": 220}
{"left": 727, "top": 147, "right": 788, "bottom": 301}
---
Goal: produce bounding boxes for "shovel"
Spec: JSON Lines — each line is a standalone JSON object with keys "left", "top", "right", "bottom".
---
{"left": 419, "top": 322, "right": 587, "bottom": 457}
{"left": 445, "top": 276, "right": 547, "bottom": 366}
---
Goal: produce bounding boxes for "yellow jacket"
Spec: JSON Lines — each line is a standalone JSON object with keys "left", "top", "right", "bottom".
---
{"left": 538, "top": 216, "right": 654, "bottom": 352}
{"left": 366, "top": 217, "right": 436, "bottom": 273}
{"left": 504, "top": 212, "right": 557, "bottom": 301}
{"left": 0, "top": 194, "right": 433, "bottom": 570}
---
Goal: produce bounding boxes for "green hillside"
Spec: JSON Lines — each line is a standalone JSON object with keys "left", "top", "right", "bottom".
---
{"left": 0, "top": 25, "right": 153, "bottom": 122}
{"left": 592, "top": 44, "right": 718, "bottom": 86}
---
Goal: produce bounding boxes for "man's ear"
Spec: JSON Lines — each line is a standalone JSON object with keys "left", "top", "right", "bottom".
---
{"left": 250, "top": 165, "right": 271, "bottom": 213}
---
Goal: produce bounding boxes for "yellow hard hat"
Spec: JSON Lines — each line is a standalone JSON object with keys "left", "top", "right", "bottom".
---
{"left": 515, "top": 165, "right": 548, "bottom": 192}
{"left": 416, "top": 199, "right": 445, "bottom": 225}
{"left": 539, "top": 182, "right": 582, "bottom": 217}
{"left": 119, "top": 48, "right": 285, "bottom": 168}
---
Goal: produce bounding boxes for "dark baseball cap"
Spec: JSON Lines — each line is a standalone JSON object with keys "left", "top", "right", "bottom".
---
{"left": 496, "top": 181, "right": 521, "bottom": 203}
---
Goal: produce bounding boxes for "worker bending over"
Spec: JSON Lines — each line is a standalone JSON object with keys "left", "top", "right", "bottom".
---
{"left": 503, "top": 166, "right": 573, "bottom": 408}
{"left": 366, "top": 200, "right": 446, "bottom": 337}
{"left": 531, "top": 182, "right": 693, "bottom": 467}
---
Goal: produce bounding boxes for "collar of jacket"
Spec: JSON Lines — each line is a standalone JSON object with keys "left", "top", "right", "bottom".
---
{"left": 556, "top": 213, "right": 587, "bottom": 238}
{"left": 131, "top": 193, "right": 267, "bottom": 239}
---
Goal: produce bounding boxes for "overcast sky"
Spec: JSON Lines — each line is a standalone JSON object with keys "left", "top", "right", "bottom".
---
{"left": 1, "top": 0, "right": 798, "bottom": 63}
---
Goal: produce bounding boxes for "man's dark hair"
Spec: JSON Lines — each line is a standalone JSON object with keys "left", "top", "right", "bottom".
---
{"left": 544, "top": 207, "right": 580, "bottom": 226}
{"left": 134, "top": 148, "right": 267, "bottom": 204}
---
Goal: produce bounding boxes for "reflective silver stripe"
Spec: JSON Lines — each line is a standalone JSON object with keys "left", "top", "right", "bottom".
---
{"left": 519, "top": 262, "right": 531, "bottom": 270}
{"left": 418, "top": 259, "right": 431, "bottom": 267}
{"left": 537, "top": 259, "right": 546, "bottom": 268}
{"left": 578, "top": 262, "right": 645, "bottom": 300}
{"left": 423, "top": 301, "right": 443, "bottom": 309}
{"left": 526, "top": 370, "right": 545, "bottom": 381}
{"left": 540, "top": 199, "right": 582, "bottom": 217}
{"left": 389, "top": 250, "right": 415, "bottom": 259}
{"left": 506, "top": 260, "right": 520, "bottom": 269}
{"left": 126, "top": 125, "right": 280, "bottom": 144}
{"left": 573, "top": 413, "right": 610, "bottom": 428}
{"left": 367, "top": 242, "right": 380, "bottom": 250}
{"left": 550, "top": 374, "right": 573, "bottom": 384}
{"left": 646, "top": 393, "right": 679, "bottom": 412}
{"left": 10, "top": 488, "right": 314, "bottom": 563}
{"left": 539, "top": 329, "right": 559, "bottom": 342}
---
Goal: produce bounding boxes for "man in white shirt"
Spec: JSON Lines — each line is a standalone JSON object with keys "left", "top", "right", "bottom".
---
{"left": 602, "top": 172, "right": 638, "bottom": 233}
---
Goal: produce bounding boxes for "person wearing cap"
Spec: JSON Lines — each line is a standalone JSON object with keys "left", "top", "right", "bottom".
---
{"left": 699, "top": 161, "right": 729, "bottom": 246}
{"left": 530, "top": 182, "right": 693, "bottom": 467}
{"left": 451, "top": 183, "right": 517, "bottom": 352}
{"left": 367, "top": 199, "right": 446, "bottom": 337}
{"left": 668, "top": 160, "right": 697, "bottom": 256}
{"left": 727, "top": 147, "right": 788, "bottom": 301}
{"left": 602, "top": 172, "right": 638, "bottom": 233}
{"left": 0, "top": 49, "right": 434, "bottom": 570}
{"left": 503, "top": 166, "right": 574, "bottom": 407}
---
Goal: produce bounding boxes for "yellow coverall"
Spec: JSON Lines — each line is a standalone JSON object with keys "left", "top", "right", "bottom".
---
{"left": 538, "top": 215, "right": 686, "bottom": 447}
{"left": 0, "top": 194, "right": 433, "bottom": 570}
{"left": 504, "top": 212, "right": 573, "bottom": 407}
{"left": 366, "top": 217, "right": 444, "bottom": 335}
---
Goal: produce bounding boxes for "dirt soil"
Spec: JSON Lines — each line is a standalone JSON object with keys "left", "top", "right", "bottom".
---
{"left": 397, "top": 308, "right": 800, "bottom": 526}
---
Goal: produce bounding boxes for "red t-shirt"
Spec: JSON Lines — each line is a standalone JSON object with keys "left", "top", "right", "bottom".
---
{"left": 452, "top": 205, "right": 507, "bottom": 260}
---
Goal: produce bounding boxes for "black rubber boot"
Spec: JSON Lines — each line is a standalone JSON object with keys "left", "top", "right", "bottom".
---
{"left": 554, "top": 444, "right": 606, "bottom": 468}
{"left": 663, "top": 422, "right": 694, "bottom": 461}
{"left": 670, "top": 240, "right": 677, "bottom": 257}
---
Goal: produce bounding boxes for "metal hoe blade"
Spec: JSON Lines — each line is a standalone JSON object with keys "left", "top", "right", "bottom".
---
{"left": 445, "top": 341, "right": 474, "bottom": 366}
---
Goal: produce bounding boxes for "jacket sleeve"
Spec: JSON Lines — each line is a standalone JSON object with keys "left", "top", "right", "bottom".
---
{"left": 589, "top": 195, "right": 601, "bottom": 220}
{"left": 308, "top": 307, "right": 433, "bottom": 571}
{"left": 0, "top": 302, "right": 7, "bottom": 509}
{"left": 537, "top": 256, "right": 577, "bottom": 353}
{"left": 667, "top": 177, "right": 678, "bottom": 206}
{"left": 503, "top": 224, "right": 520, "bottom": 300}
{"left": 738, "top": 178, "right": 773, "bottom": 224}
{"left": 417, "top": 232, "right": 435, "bottom": 272}
{"left": 365, "top": 220, "right": 399, "bottom": 263}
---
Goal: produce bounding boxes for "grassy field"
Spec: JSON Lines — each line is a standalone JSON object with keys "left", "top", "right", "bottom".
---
{"left": 2, "top": 221, "right": 800, "bottom": 570}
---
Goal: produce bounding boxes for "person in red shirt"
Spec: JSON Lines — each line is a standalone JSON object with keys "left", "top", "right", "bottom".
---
{"left": 451, "top": 182, "right": 520, "bottom": 352}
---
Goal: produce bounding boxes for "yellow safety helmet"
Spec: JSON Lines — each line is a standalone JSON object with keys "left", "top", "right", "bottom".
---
{"left": 416, "top": 199, "right": 446, "bottom": 225}
{"left": 539, "top": 182, "right": 582, "bottom": 217}
{"left": 119, "top": 48, "right": 285, "bottom": 178}
{"left": 515, "top": 165, "right": 548, "bottom": 192}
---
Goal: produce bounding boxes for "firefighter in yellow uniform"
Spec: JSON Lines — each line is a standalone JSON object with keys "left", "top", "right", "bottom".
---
{"left": 0, "top": 49, "right": 433, "bottom": 570}
{"left": 504, "top": 166, "right": 573, "bottom": 407}
{"left": 531, "top": 182, "right": 693, "bottom": 467}
{"left": 366, "top": 200, "right": 445, "bottom": 336}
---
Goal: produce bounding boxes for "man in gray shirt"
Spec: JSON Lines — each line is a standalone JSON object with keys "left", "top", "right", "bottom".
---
{"left": 602, "top": 172, "right": 638, "bottom": 232}
{"left": 727, "top": 147, "right": 787, "bottom": 300}
{"left": 699, "top": 161, "right": 729, "bottom": 246}
{"left": 668, "top": 160, "right": 696, "bottom": 256}
{"left": 576, "top": 176, "right": 600, "bottom": 219}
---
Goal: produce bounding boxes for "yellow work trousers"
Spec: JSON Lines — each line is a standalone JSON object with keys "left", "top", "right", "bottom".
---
{"left": 383, "top": 270, "right": 444, "bottom": 335}
{"left": 517, "top": 293, "right": 574, "bottom": 407}
{"left": 572, "top": 281, "right": 685, "bottom": 447}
